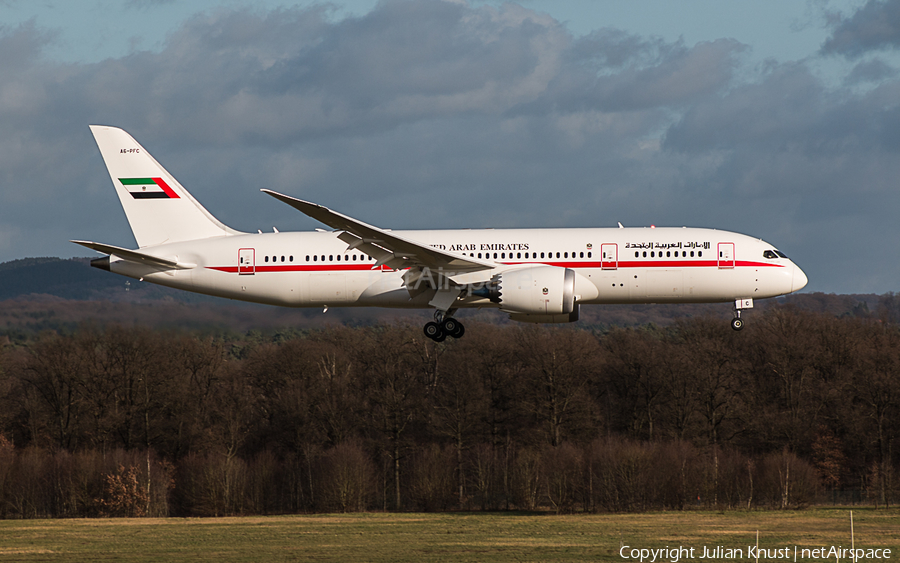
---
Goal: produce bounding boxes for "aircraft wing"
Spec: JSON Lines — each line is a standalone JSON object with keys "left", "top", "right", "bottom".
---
{"left": 262, "top": 190, "right": 495, "bottom": 274}
{"left": 70, "top": 240, "right": 195, "bottom": 270}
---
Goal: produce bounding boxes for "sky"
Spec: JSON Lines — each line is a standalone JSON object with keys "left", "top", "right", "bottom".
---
{"left": 1, "top": 0, "right": 899, "bottom": 294}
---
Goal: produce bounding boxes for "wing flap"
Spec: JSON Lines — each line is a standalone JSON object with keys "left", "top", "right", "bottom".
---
{"left": 262, "top": 189, "right": 494, "bottom": 274}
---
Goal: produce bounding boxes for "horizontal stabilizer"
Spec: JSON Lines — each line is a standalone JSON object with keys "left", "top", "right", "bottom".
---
{"left": 70, "top": 240, "right": 195, "bottom": 270}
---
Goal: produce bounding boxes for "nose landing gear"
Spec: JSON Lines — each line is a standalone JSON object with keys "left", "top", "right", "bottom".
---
{"left": 424, "top": 310, "right": 465, "bottom": 341}
{"left": 731, "top": 298, "right": 752, "bottom": 331}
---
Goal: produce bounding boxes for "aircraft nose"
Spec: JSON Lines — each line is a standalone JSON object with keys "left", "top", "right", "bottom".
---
{"left": 792, "top": 264, "right": 808, "bottom": 292}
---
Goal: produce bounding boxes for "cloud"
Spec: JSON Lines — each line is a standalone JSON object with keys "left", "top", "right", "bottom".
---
{"left": 126, "top": 0, "right": 176, "bottom": 8}
{"left": 2, "top": 0, "right": 900, "bottom": 293}
{"left": 822, "top": 0, "right": 900, "bottom": 57}
{"left": 0, "top": 19, "right": 56, "bottom": 73}
{"left": 845, "top": 58, "right": 898, "bottom": 83}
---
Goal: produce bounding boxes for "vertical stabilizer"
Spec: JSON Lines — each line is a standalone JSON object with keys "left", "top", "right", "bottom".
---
{"left": 89, "top": 125, "right": 242, "bottom": 247}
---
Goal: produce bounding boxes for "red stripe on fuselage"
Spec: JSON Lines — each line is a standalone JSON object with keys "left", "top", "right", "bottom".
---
{"left": 206, "top": 260, "right": 784, "bottom": 273}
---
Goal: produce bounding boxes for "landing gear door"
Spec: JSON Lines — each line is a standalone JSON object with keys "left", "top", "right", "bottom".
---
{"left": 238, "top": 248, "right": 255, "bottom": 275}
{"left": 601, "top": 243, "right": 617, "bottom": 270}
{"left": 718, "top": 242, "right": 735, "bottom": 269}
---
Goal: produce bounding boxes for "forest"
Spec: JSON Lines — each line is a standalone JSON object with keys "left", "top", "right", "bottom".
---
{"left": 0, "top": 301, "right": 898, "bottom": 517}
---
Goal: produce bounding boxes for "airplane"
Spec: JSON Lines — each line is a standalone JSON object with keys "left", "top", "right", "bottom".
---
{"left": 73, "top": 126, "right": 808, "bottom": 340}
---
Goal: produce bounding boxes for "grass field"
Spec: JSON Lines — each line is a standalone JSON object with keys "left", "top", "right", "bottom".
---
{"left": 0, "top": 509, "right": 896, "bottom": 562}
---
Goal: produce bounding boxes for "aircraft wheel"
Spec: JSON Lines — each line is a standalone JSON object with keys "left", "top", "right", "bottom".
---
{"left": 442, "top": 318, "right": 460, "bottom": 338}
{"left": 442, "top": 318, "right": 465, "bottom": 339}
{"left": 424, "top": 322, "right": 444, "bottom": 341}
{"left": 731, "top": 318, "right": 743, "bottom": 331}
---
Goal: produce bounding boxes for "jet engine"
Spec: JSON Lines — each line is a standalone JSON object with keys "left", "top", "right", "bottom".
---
{"left": 472, "top": 265, "right": 576, "bottom": 317}
{"left": 507, "top": 305, "right": 580, "bottom": 324}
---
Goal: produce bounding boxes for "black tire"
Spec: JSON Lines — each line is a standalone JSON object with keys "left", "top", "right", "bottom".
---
{"left": 424, "top": 322, "right": 443, "bottom": 340}
{"left": 442, "top": 318, "right": 459, "bottom": 336}
{"left": 452, "top": 322, "right": 465, "bottom": 339}
{"left": 731, "top": 318, "right": 743, "bottom": 331}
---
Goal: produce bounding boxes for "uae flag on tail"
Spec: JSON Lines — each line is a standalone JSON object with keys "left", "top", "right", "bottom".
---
{"left": 119, "top": 178, "right": 180, "bottom": 199}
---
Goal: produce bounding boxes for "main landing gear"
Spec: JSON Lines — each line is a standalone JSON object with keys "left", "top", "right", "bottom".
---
{"left": 731, "top": 298, "right": 752, "bottom": 331}
{"left": 424, "top": 310, "right": 465, "bottom": 342}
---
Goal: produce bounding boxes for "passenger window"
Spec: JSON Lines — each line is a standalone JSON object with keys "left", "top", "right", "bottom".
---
{"left": 698, "top": 251, "right": 702, "bottom": 257}
{"left": 494, "top": 253, "right": 498, "bottom": 259}
{"left": 690, "top": 251, "right": 694, "bottom": 257}
{"left": 290, "top": 256, "right": 293, "bottom": 262}
{"left": 541, "top": 252, "right": 545, "bottom": 258}
{"left": 666, "top": 251, "right": 670, "bottom": 257}
{"left": 313, "top": 255, "right": 317, "bottom": 262}
{"left": 502, "top": 253, "right": 506, "bottom": 259}
{"left": 564, "top": 252, "right": 568, "bottom": 258}
{"left": 478, "top": 253, "right": 482, "bottom": 259}
{"left": 556, "top": 252, "right": 560, "bottom": 258}
{"left": 265, "top": 256, "right": 269, "bottom": 263}
{"left": 587, "top": 252, "right": 591, "bottom": 258}
{"left": 642, "top": 251, "right": 647, "bottom": 258}
{"left": 580, "top": 252, "right": 584, "bottom": 258}
{"left": 517, "top": 252, "right": 521, "bottom": 259}
{"left": 306, "top": 255, "right": 310, "bottom": 261}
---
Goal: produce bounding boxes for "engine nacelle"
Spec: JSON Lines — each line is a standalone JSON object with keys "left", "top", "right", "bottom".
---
{"left": 508, "top": 305, "right": 580, "bottom": 324}
{"left": 475, "top": 265, "right": 576, "bottom": 315}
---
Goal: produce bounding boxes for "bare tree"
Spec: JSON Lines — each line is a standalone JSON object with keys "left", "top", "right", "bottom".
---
{"left": 21, "top": 334, "right": 90, "bottom": 450}
{"left": 355, "top": 325, "right": 427, "bottom": 510}
{"left": 852, "top": 323, "right": 900, "bottom": 506}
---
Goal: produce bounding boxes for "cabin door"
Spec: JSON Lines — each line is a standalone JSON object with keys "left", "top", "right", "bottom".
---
{"left": 601, "top": 243, "right": 618, "bottom": 270}
{"left": 238, "top": 248, "right": 255, "bottom": 275}
{"left": 717, "top": 243, "right": 735, "bottom": 269}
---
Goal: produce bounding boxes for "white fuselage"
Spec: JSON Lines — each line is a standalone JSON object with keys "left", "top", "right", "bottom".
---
{"left": 106, "top": 226, "right": 807, "bottom": 310}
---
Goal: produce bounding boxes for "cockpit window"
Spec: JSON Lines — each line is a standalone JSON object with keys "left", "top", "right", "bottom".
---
{"left": 775, "top": 250, "right": 788, "bottom": 258}
{"left": 763, "top": 250, "right": 778, "bottom": 259}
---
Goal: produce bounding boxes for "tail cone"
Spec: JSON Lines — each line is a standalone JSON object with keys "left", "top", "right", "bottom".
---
{"left": 90, "top": 256, "right": 110, "bottom": 271}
